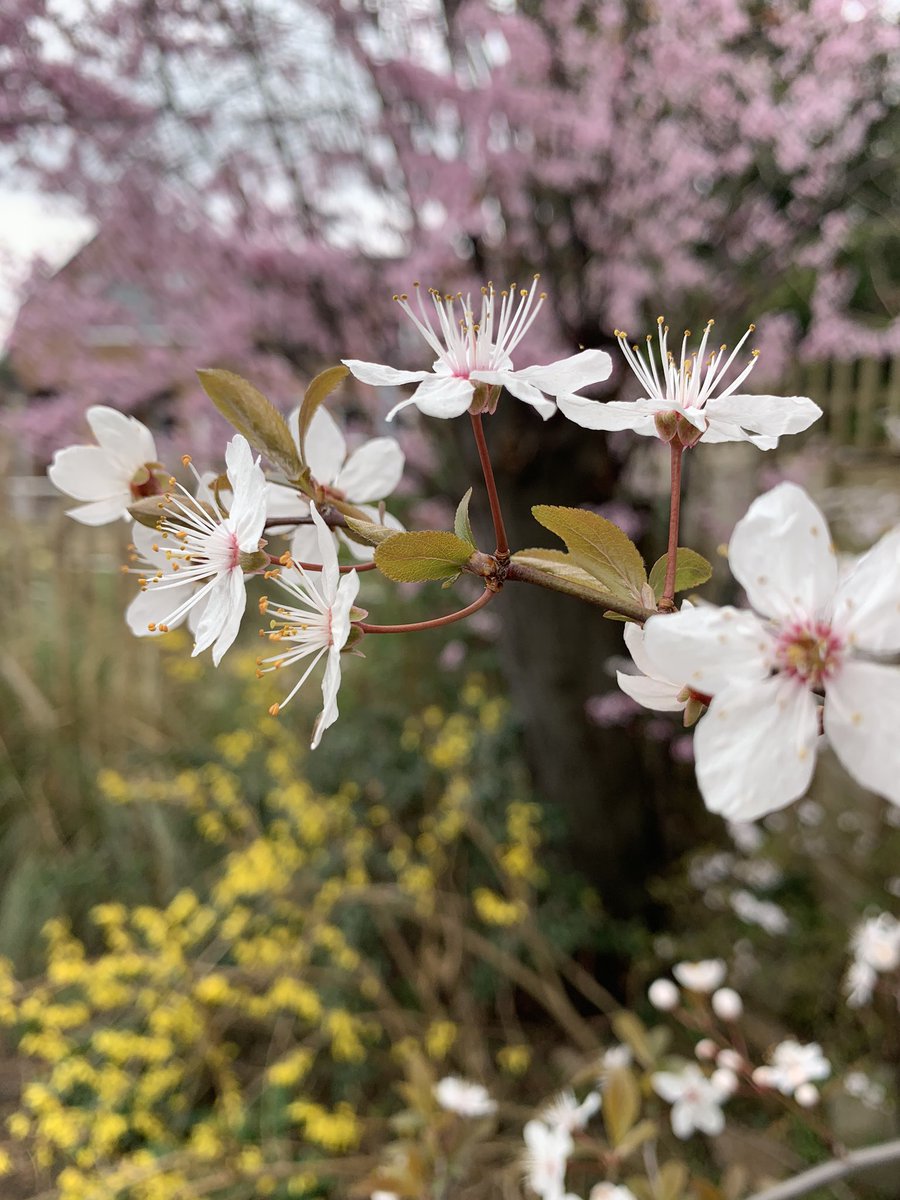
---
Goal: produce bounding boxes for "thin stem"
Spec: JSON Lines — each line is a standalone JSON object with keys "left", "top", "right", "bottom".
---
{"left": 470, "top": 413, "right": 509, "bottom": 560}
{"left": 660, "top": 441, "right": 684, "bottom": 611}
{"left": 265, "top": 554, "right": 375, "bottom": 573}
{"left": 356, "top": 586, "right": 495, "bottom": 635}
{"left": 746, "top": 1138, "right": 900, "bottom": 1200}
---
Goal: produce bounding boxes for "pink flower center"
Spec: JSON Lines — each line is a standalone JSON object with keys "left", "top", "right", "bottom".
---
{"left": 774, "top": 620, "right": 844, "bottom": 688}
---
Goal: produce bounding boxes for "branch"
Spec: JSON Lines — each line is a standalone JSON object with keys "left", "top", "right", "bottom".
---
{"left": 746, "top": 1139, "right": 900, "bottom": 1200}
{"left": 356, "top": 586, "right": 496, "bottom": 634}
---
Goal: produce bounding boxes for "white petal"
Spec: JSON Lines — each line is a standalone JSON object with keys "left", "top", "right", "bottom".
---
{"left": 832, "top": 526, "right": 900, "bottom": 654}
{"left": 694, "top": 677, "right": 819, "bottom": 820}
{"left": 342, "top": 359, "right": 431, "bottom": 387}
{"left": 728, "top": 483, "right": 837, "bottom": 621}
{"left": 471, "top": 370, "right": 556, "bottom": 419}
{"left": 389, "top": 375, "right": 473, "bottom": 421}
{"left": 701, "top": 419, "right": 778, "bottom": 450}
{"left": 125, "top": 584, "right": 193, "bottom": 636}
{"left": 693, "top": 1102, "right": 725, "bottom": 1137}
{"left": 642, "top": 606, "right": 771, "bottom": 696}
{"left": 225, "top": 437, "right": 267, "bottom": 548}
{"left": 331, "top": 568, "right": 361, "bottom": 650}
{"left": 211, "top": 569, "right": 248, "bottom": 666}
{"left": 65, "top": 496, "right": 131, "bottom": 525}
{"left": 303, "top": 406, "right": 347, "bottom": 485}
{"left": 265, "top": 482, "right": 309, "bottom": 525}
{"left": 290, "top": 522, "right": 330, "bottom": 566}
{"left": 624, "top": 620, "right": 670, "bottom": 681}
{"left": 616, "top": 671, "right": 685, "bottom": 711}
{"left": 48, "top": 446, "right": 121, "bottom": 501}
{"left": 556, "top": 394, "right": 662, "bottom": 436}
{"left": 335, "top": 437, "right": 405, "bottom": 503}
{"left": 825, "top": 661, "right": 900, "bottom": 805}
{"left": 312, "top": 647, "right": 343, "bottom": 749}
{"left": 87, "top": 405, "right": 157, "bottom": 467}
{"left": 651, "top": 1072, "right": 687, "bottom": 1103}
{"left": 669, "top": 1104, "right": 695, "bottom": 1139}
{"left": 193, "top": 572, "right": 241, "bottom": 661}
{"left": 515, "top": 348, "right": 613, "bottom": 395}
{"left": 309, "top": 503, "right": 340, "bottom": 597}
{"left": 706, "top": 394, "right": 822, "bottom": 438}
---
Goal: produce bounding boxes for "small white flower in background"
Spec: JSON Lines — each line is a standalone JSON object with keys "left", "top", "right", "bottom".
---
{"left": 266, "top": 406, "right": 405, "bottom": 561}
{"left": 48, "top": 405, "right": 161, "bottom": 525}
{"left": 601, "top": 1044, "right": 632, "bottom": 1073}
{"left": 138, "top": 436, "right": 267, "bottom": 665}
{"left": 522, "top": 1119, "right": 575, "bottom": 1199}
{"left": 257, "top": 504, "right": 360, "bottom": 749}
{"left": 794, "top": 1082, "right": 820, "bottom": 1108}
{"left": 673, "top": 959, "right": 727, "bottom": 992}
{"left": 648, "top": 978, "right": 680, "bottom": 1011}
{"left": 717, "top": 1049, "right": 744, "bottom": 1072}
{"left": 730, "top": 891, "right": 791, "bottom": 935}
{"left": 642, "top": 482, "right": 900, "bottom": 819}
{"left": 434, "top": 1076, "right": 497, "bottom": 1117}
{"left": 371, "top": 1193, "right": 399, "bottom": 1200}
{"left": 711, "top": 1067, "right": 739, "bottom": 1097}
{"left": 844, "top": 912, "right": 900, "bottom": 1007}
{"left": 712, "top": 988, "right": 743, "bottom": 1021}
{"left": 589, "top": 1185, "right": 639, "bottom": 1200}
{"left": 844, "top": 1071, "right": 887, "bottom": 1108}
{"left": 752, "top": 1040, "right": 830, "bottom": 1096}
{"left": 558, "top": 317, "right": 821, "bottom": 449}
{"left": 695, "top": 1039, "right": 718, "bottom": 1060}
{"left": 344, "top": 276, "right": 612, "bottom": 422}
{"left": 651, "top": 1063, "right": 730, "bottom": 1138}
{"left": 540, "top": 1088, "right": 601, "bottom": 1133}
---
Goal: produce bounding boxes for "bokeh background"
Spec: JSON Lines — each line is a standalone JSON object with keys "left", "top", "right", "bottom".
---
{"left": 1, "top": 2, "right": 899, "bottom": 1197}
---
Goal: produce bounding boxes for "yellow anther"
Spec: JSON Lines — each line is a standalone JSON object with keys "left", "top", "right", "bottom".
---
{"left": 181, "top": 454, "right": 192, "bottom": 467}
{"left": 147, "top": 623, "right": 157, "bottom": 632}
{"left": 259, "top": 596, "right": 269, "bottom": 614}
{"left": 158, "top": 624, "right": 169, "bottom": 633}
{"left": 268, "top": 704, "right": 280, "bottom": 717}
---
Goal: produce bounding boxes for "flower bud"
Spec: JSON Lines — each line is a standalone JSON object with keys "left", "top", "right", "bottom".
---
{"left": 695, "top": 1038, "right": 718, "bottom": 1060}
{"left": 717, "top": 1048, "right": 744, "bottom": 1072}
{"left": 653, "top": 410, "right": 679, "bottom": 442}
{"left": 648, "top": 978, "right": 680, "bottom": 1011}
{"left": 711, "top": 1067, "right": 739, "bottom": 1097}
{"left": 795, "top": 1083, "right": 819, "bottom": 1108}
{"left": 712, "top": 987, "right": 743, "bottom": 1021}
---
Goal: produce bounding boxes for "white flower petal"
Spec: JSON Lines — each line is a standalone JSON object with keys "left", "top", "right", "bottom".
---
{"left": 642, "top": 606, "right": 771, "bottom": 696}
{"left": 728, "top": 483, "right": 837, "bottom": 621}
{"left": 616, "top": 670, "right": 685, "bottom": 711}
{"left": 832, "top": 527, "right": 900, "bottom": 653}
{"left": 651, "top": 1072, "right": 687, "bottom": 1104}
{"left": 66, "top": 496, "right": 131, "bottom": 525}
{"left": 694, "top": 676, "right": 819, "bottom": 820}
{"left": 86, "top": 405, "right": 157, "bottom": 467}
{"left": 515, "top": 348, "right": 613, "bottom": 395}
{"left": 290, "top": 522, "right": 325, "bottom": 565}
{"left": 303, "top": 406, "right": 347, "bottom": 485}
{"left": 342, "top": 359, "right": 431, "bottom": 387}
{"left": 192, "top": 572, "right": 240, "bottom": 660}
{"left": 312, "top": 646, "right": 343, "bottom": 749}
{"left": 701, "top": 419, "right": 778, "bottom": 449}
{"left": 481, "top": 371, "right": 556, "bottom": 419}
{"left": 393, "top": 374, "right": 474, "bottom": 420}
{"left": 225, "top": 436, "right": 267, "bottom": 548}
{"left": 331, "top": 569, "right": 361, "bottom": 651}
{"left": 265, "top": 482, "right": 309, "bottom": 525}
{"left": 48, "top": 446, "right": 121, "bottom": 502}
{"left": 309, "top": 504, "right": 340, "bottom": 597}
{"left": 825, "top": 660, "right": 900, "bottom": 805}
{"left": 693, "top": 1101, "right": 725, "bottom": 1137}
{"left": 126, "top": 584, "right": 193, "bottom": 636}
{"left": 210, "top": 568, "right": 247, "bottom": 666}
{"left": 556, "top": 394, "right": 664, "bottom": 436}
{"left": 671, "top": 1103, "right": 695, "bottom": 1139}
{"left": 336, "top": 437, "right": 405, "bottom": 503}
{"left": 706, "top": 394, "right": 822, "bottom": 438}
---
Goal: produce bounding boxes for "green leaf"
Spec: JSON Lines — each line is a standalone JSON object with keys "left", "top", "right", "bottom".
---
{"left": 648, "top": 548, "right": 713, "bottom": 601}
{"left": 343, "top": 515, "right": 399, "bottom": 547}
{"left": 196, "top": 369, "right": 301, "bottom": 479}
{"left": 531, "top": 505, "right": 647, "bottom": 603}
{"left": 454, "top": 487, "right": 475, "bottom": 547}
{"left": 604, "top": 1067, "right": 641, "bottom": 1147}
{"left": 656, "top": 1160, "right": 689, "bottom": 1200}
{"left": 615, "top": 1118, "right": 658, "bottom": 1159}
{"left": 374, "top": 531, "right": 474, "bottom": 583}
{"left": 297, "top": 365, "right": 349, "bottom": 467}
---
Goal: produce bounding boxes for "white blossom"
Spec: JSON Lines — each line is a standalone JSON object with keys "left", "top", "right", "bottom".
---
{"left": 642, "top": 483, "right": 900, "bottom": 819}
{"left": 266, "top": 406, "right": 405, "bottom": 562}
{"left": 711, "top": 988, "right": 743, "bottom": 1021}
{"left": 651, "top": 1063, "right": 730, "bottom": 1138}
{"left": 589, "top": 1186, "right": 639, "bottom": 1200}
{"left": 258, "top": 504, "right": 360, "bottom": 748}
{"left": 344, "top": 277, "right": 612, "bottom": 422}
{"left": 844, "top": 913, "right": 900, "bottom": 1006}
{"left": 601, "top": 1044, "right": 632, "bottom": 1073}
{"left": 752, "top": 1040, "right": 830, "bottom": 1096}
{"left": 558, "top": 318, "right": 820, "bottom": 449}
{"left": 48, "top": 405, "right": 161, "bottom": 525}
{"left": 522, "top": 1119, "right": 574, "bottom": 1199}
{"left": 434, "top": 1076, "right": 497, "bottom": 1117}
{"left": 137, "top": 436, "right": 266, "bottom": 665}
{"left": 540, "top": 1088, "right": 601, "bottom": 1133}
{"left": 672, "top": 959, "right": 727, "bottom": 993}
